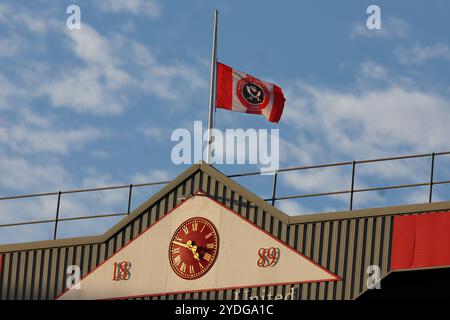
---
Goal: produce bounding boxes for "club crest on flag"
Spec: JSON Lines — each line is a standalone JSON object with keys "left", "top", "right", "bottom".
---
{"left": 237, "top": 77, "right": 270, "bottom": 111}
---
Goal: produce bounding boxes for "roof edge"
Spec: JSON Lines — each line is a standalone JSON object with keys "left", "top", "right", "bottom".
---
{"left": 2, "top": 161, "right": 450, "bottom": 253}
{"left": 0, "top": 163, "right": 202, "bottom": 253}
{"left": 198, "top": 162, "right": 292, "bottom": 222}
{"left": 288, "top": 200, "right": 450, "bottom": 224}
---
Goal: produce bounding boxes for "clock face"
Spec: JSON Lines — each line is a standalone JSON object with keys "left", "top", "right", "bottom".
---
{"left": 169, "top": 217, "right": 219, "bottom": 280}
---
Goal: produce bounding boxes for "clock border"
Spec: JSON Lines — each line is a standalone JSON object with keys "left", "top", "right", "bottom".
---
{"left": 168, "top": 216, "right": 220, "bottom": 280}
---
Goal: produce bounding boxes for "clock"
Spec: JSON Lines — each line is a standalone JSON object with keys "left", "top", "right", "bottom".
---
{"left": 169, "top": 217, "right": 219, "bottom": 280}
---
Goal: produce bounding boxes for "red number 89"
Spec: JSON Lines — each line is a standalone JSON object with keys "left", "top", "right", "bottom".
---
{"left": 257, "top": 247, "right": 280, "bottom": 267}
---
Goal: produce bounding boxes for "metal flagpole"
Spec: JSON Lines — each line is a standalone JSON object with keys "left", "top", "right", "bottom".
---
{"left": 206, "top": 10, "right": 218, "bottom": 164}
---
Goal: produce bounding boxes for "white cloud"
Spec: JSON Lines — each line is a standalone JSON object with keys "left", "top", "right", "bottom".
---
{"left": 282, "top": 169, "right": 349, "bottom": 194}
{"left": 277, "top": 200, "right": 307, "bottom": 215}
{"left": 285, "top": 84, "right": 450, "bottom": 156}
{"left": 0, "top": 124, "right": 104, "bottom": 155}
{"left": 19, "top": 108, "right": 51, "bottom": 127}
{"left": 279, "top": 167, "right": 384, "bottom": 206}
{"left": 0, "top": 72, "right": 30, "bottom": 110}
{"left": 0, "top": 195, "right": 62, "bottom": 244}
{"left": 0, "top": 5, "right": 205, "bottom": 117}
{"left": 359, "top": 61, "right": 388, "bottom": 80}
{"left": 39, "top": 25, "right": 131, "bottom": 115}
{"left": 132, "top": 169, "right": 171, "bottom": 184}
{"left": 127, "top": 41, "right": 208, "bottom": 102}
{"left": 0, "top": 156, "right": 70, "bottom": 193}
{"left": 90, "top": 150, "right": 110, "bottom": 159}
{"left": 0, "top": 109, "right": 105, "bottom": 155}
{"left": 37, "top": 23, "right": 207, "bottom": 115}
{"left": 280, "top": 79, "right": 450, "bottom": 209}
{"left": 40, "top": 66, "right": 124, "bottom": 115}
{"left": 137, "top": 127, "right": 165, "bottom": 141}
{"left": 0, "top": 36, "right": 28, "bottom": 58}
{"left": 395, "top": 43, "right": 450, "bottom": 65}
{"left": 79, "top": 171, "right": 128, "bottom": 210}
{"left": 0, "top": 3, "right": 49, "bottom": 34}
{"left": 67, "top": 25, "right": 117, "bottom": 66}
{"left": 0, "top": 74, "right": 17, "bottom": 109}
{"left": 139, "top": 61, "right": 208, "bottom": 102}
{"left": 0, "top": 167, "right": 130, "bottom": 243}
{"left": 350, "top": 17, "right": 411, "bottom": 39}
{"left": 96, "top": 0, "right": 162, "bottom": 18}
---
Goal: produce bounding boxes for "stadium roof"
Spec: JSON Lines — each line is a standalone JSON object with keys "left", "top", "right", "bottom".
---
{"left": 1, "top": 162, "right": 449, "bottom": 300}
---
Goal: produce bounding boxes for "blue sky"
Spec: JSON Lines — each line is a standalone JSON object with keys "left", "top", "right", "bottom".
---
{"left": 1, "top": 0, "right": 450, "bottom": 243}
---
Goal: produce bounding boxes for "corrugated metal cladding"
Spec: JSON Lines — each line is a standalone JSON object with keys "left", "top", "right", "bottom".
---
{"left": 0, "top": 165, "right": 440, "bottom": 300}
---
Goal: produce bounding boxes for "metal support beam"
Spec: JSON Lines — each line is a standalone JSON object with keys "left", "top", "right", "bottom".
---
{"left": 350, "top": 161, "right": 356, "bottom": 211}
{"left": 271, "top": 172, "right": 278, "bottom": 206}
{"left": 429, "top": 153, "right": 435, "bottom": 203}
{"left": 53, "top": 191, "right": 62, "bottom": 240}
{"left": 127, "top": 184, "right": 133, "bottom": 215}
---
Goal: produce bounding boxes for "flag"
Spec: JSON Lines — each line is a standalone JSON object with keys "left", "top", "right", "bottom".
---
{"left": 215, "top": 62, "right": 286, "bottom": 123}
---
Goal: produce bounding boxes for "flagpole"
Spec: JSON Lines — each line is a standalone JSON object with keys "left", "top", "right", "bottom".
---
{"left": 206, "top": 10, "right": 218, "bottom": 164}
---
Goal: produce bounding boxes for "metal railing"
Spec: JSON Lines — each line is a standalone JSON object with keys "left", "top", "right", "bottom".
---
{"left": 1, "top": 151, "right": 450, "bottom": 240}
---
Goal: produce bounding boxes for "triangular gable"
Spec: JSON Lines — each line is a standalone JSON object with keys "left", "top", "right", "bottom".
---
{"left": 57, "top": 192, "right": 340, "bottom": 300}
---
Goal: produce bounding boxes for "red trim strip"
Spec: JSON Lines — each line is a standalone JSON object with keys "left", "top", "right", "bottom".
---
{"left": 269, "top": 84, "right": 286, "bottom": 123}
{"left": 215, "top": 62, "right": 233, "bottom": 110}
{"left": 103, "top": 277, "right": 337, "bottom": 300}
{"left": 57, "top": 190, "right": 340, "bottom": 300}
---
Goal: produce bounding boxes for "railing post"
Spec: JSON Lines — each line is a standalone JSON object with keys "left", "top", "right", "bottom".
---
{"left": 127, "top": 184, "right": 133, "bottom": 215}
{"left": 53, "top": 191, "right": 62, "bottom": 240}
{"left": 429, "top": 153, "right": 435, "bottom": 203}
{"left": 271, "top": 171, "right": 278, "bottom": 206}
{"left": 350, "top": 161, "right": 356, "bottom": 211}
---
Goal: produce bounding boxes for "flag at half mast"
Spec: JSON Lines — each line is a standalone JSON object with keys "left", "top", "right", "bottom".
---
{"left": 215, "top": 62, "right": 286, "bottom": 123}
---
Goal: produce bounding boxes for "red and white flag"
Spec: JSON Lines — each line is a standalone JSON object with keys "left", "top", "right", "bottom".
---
{"left": 215, "top": 62, "right": 286, "bottom": 123}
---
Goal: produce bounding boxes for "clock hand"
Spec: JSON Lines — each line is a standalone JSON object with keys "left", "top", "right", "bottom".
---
{"left": 172, "top": 240, "right": 191, "bottom": 249}
{"left": 172, "top": 240, "right": 201, "bottom": 261}
{"left": 190, "top": 245, "right": 200, "bottom": 261}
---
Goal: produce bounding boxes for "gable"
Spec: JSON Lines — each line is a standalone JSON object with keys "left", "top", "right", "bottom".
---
{"left": 58, "top": 193, "right": 339, "bottom": 299}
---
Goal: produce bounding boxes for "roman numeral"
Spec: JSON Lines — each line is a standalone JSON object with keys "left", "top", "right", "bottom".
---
{"left": 171, "top": 247, "right": 180, "bottom": 254}
{"left": 174, "top": 255, "right": 181, "bottom": 266}
{"left": 191, "top": 222, "right": 198, "bottom": 232}
{"left": 183, "top": 226, "right": 189, "bottom": 235}
{"left": 200, "top": 224, "right": 206, "bottom": 233}
{"left": 205, "top": 232, "right": 212, "bottom": 240}
{"left": 180, "top": 262, "right": 186, "bottom": 273}
{"left": 203, "top": 252, "right": 212, "bottom": 262}
{"left": 206, "top": 243, "right": 215, "bottom": 249}
{"left": 189, "top": 265, "right": 194, "bottom": 274}
{"left": 198, "top": 261, "right": 205, "bottom": 269}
